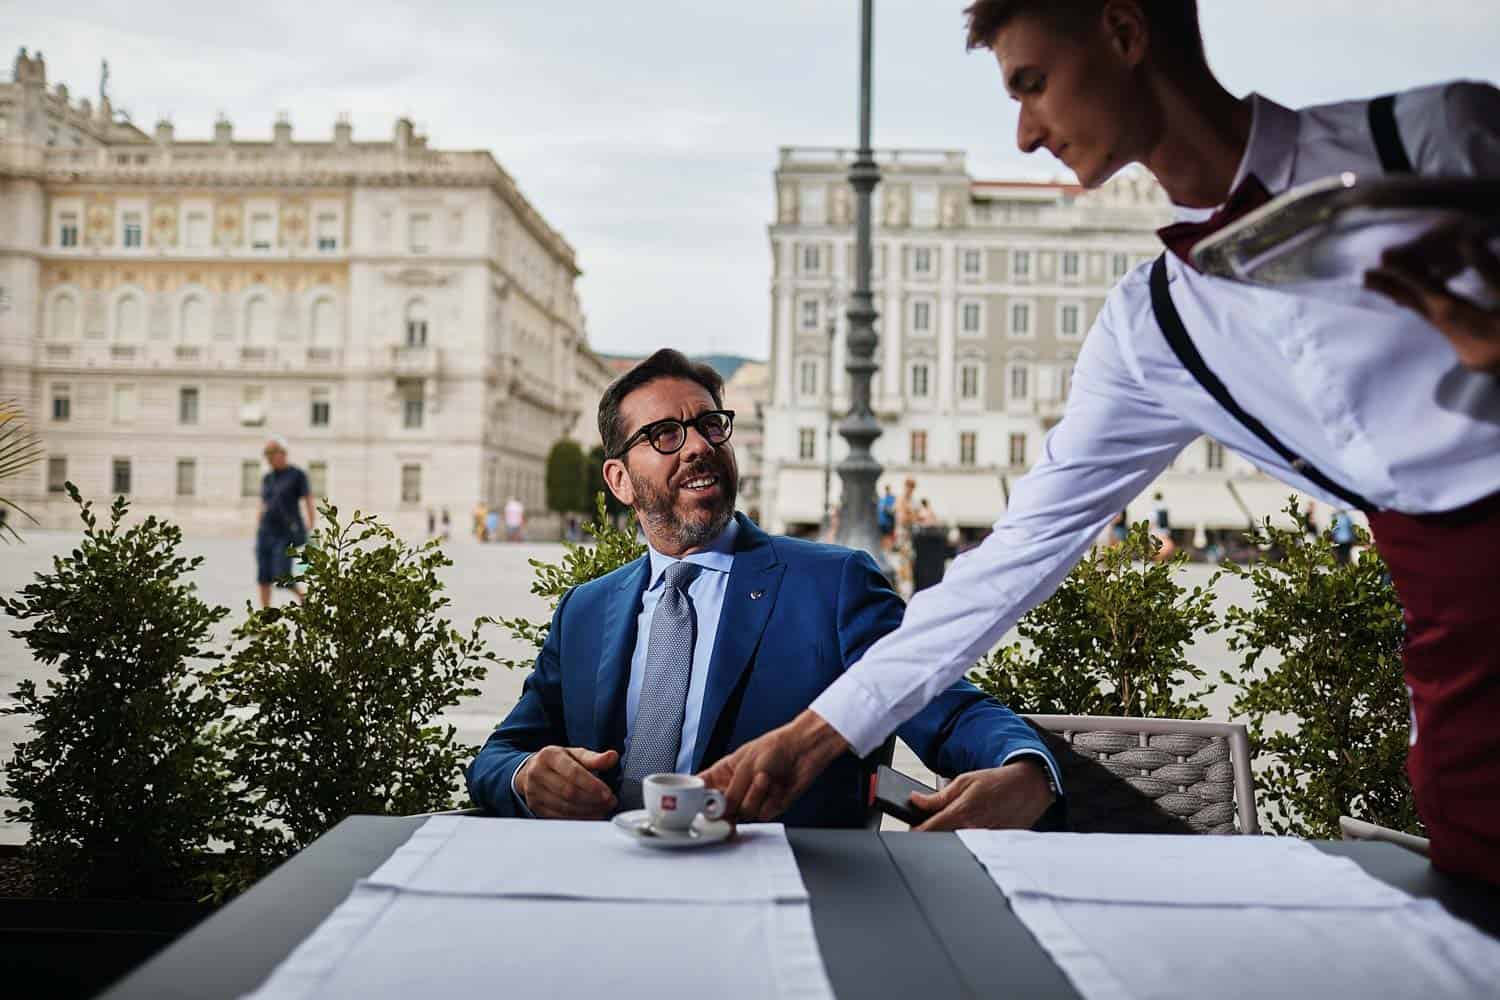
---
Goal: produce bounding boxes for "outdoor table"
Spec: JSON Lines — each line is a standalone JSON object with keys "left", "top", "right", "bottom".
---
{"left": 100, "top": 816, "right": 1500, "bottom": 1000}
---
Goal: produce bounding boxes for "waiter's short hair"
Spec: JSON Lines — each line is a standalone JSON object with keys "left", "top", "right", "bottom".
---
{"left": 963, "top": 0, "right": 1205, "bottom": 67}
{"left": 598, "top": 349, "right": 725, "bottom": 460}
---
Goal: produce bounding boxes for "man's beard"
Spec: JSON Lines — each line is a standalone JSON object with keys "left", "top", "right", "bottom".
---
{"left": 629, "top": 455, "right": 737, "bottom": 550}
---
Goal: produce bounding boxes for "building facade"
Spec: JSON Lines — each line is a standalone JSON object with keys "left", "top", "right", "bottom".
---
{"left": 763, "top": 146, "right": 1306, "bottom": 546}
{"left": 0, "top": 49, "right": 607, "bottom": 538}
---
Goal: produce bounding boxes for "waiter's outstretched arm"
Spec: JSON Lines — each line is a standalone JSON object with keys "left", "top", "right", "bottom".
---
{"left": 701, "top": 305, "right": 1201, "bottom": 820}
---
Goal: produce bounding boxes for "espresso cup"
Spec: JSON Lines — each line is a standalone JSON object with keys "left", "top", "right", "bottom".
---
{"left": 643, "top": 773, "right": 727, "bottom": 831}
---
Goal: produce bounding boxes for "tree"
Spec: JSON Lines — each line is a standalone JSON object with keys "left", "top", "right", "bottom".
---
{"left": 545, "top": 438, "right": 589, "bottom": 515}
{"left": 1218, "top": 499, "right": 1417, "bottom": 838}
{"left": 970, "top": 521, "right": 1216, "bottom": 719}
{"left": 0, "top": 398, "right": 42, "bottom": 542}
{"left": 2, "top": 487, "right": 237, "bottom": 896}
{"left": 211, "top": 502, "right": 495, "bottom": 892}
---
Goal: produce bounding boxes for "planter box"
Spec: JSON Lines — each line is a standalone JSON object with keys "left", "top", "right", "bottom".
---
{"left": 0, "top": 845, "right": 216, "bottom": 998}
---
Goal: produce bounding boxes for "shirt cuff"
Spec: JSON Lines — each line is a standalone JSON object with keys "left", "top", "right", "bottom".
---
{"left": 810, "top": 675, "right": 897, "bottom": 759}
{"left": 1001, "top": 748, "right": 1064, "bottom": 798}
{"left": 510, "top": 753, "right": 537, "bottom": 818}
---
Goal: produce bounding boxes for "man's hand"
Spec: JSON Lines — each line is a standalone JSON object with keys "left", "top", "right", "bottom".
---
{"left": 515, "top": 746, "right": 619, "bottom": 820}
{"left": 698, "top": 710, "right": 848, "bottom": 821}
{"left": 1365, "top": 224, "right": 1500, "bottom": 375}
{"left": 908, "top": 758, "right": 1056, "bottom": 832}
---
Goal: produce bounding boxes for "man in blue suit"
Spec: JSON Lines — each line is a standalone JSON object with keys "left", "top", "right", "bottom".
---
{"left": 467, "top": 349, "right": 1060, "bottom": 828}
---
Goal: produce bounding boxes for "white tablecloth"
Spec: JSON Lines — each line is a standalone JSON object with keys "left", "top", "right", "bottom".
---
{"left": 958, "top": 831, "right": 1500, "bottom": 1000}
{"left": 244, "top": 817, "right": 834, "bottom": 1000}
{"left": 366, "top": 815, "right": 809, "bottom": 903}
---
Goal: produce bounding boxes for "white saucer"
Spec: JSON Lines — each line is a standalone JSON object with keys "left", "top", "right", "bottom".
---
{"left": 611, "top": 809, "right": 735, "bottom": 849}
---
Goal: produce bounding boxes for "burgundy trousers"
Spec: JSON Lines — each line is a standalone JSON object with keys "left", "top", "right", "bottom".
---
{"left": 1369, "top": 491, "right": 1500, "bottom": 885}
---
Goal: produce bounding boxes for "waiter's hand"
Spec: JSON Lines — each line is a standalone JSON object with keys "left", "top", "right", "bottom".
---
{"left": 515, "top": 746, "right": 618, "bottom": 820}
{"left": 1365, "top": 223, "right": 1500, "bottom": 375}
{"left": 698, "top": 710, "right": 848, "bottom": 821}
{"left": 909, "top": 758, "right": 1057, "bottom": 832}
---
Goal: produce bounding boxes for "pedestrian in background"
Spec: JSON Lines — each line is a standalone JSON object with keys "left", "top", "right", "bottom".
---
{"left": 504, "top": 496, "right": 525, "bottom": 542}
{"left": 255, "top": 435, "right": 314, "bottom": 609}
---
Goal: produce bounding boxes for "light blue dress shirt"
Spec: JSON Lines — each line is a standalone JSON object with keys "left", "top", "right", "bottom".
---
{"left": 625, "top": 518, "right": 739, "bottom": 775}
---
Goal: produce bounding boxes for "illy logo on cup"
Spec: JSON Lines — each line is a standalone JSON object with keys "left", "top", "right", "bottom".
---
{"left": 662, "top": 795, "right": 678, "bottom": 810}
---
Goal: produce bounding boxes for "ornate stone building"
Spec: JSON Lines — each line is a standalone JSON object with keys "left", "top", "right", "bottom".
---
{"left": 764, "top": 146, "right": 1299, "bottom": 547}
{"left": 0, "top": 48, "right": 610, "bottom": 537}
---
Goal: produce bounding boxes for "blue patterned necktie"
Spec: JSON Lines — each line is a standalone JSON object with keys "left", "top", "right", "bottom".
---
{"left": 621, "top": 560, "right": 702, "bottom": 805}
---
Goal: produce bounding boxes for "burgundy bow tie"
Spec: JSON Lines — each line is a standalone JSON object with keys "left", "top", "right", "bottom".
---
{"left": 1156, "top": 174, "right": 1273, "bottom": 269}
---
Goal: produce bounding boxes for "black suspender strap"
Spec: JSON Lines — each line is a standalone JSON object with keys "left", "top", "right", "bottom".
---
{"left": 1368, "top": 94, "right": 1414, "bottom": 175}
{"left": 1148, "top": 255, "right": 1377, "bottom": 513}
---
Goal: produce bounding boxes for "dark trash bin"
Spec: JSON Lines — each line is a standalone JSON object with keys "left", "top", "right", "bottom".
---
{"left": 911, "top": 525, "right": 948, "bottom": 593}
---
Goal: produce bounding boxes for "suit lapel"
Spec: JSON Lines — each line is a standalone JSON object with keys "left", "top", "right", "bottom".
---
{"left": 593, "top": 557, "right": 650, "bottom": 750}
{"left": 690, "top": 516, "right": 785, "bottom": 771}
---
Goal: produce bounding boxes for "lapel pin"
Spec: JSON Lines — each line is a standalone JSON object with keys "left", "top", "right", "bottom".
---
{"left": 750, "top": 590, "right": 765, "bottom": 600}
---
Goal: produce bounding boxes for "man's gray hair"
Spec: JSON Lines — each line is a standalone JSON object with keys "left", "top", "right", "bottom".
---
{"left": 265, "top": 433, "right": 289, "bottom": 452}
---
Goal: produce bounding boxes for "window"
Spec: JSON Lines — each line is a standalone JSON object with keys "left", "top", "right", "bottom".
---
{"left": 405, "top": 301, "right": 429, "bottom": 347}
{"left": 59, "top": 212, "right": 79, "bottom": 247}
{"left": 1008, "top": 433, "right": 1027, "bottom": 467}
{"left": 176, "top": 459, "right": 196, "bottom": 497}
{"left": 185, "top": 212, "right": 208, "bottom": 248}
{"left": 960, "top": 365, "right": 980, "bottom": 399}
{"left": 912, "top": 248, "right": 933, "bottom": 276}
{"left": 250, "top": 212, "right": 273, "bottom": 250}
{"left": 51, "top": 384, "right": 71, "bottom": 422}
{"left": 912, "top": 186, "right": 939, "bottom": 227}
{"left": 409, "top": 214, "right": 431, "bottom": 253}
{"left": 245, "top": 296, "right": 273, "bottom": 344}
{"left": 1010, "top": 301, "right": 1031, "bottom": 337}
{"left": 310, "top": 387, "right": 332, "bottom": 427}
{"left": 800, "top": 298, "right": 820, "bottom": 331}
{"left": 112, "top": 458, "right": 132, "bottom": 495}
{"left": 960, "top": 431, "right": 977, "bottom": 466}
{"left": 1012, "top": 250, "right": 1031, "bottom": 280}
{"left": 961, "top": 301, "right": 982, "bottom": 334}
{"left": 50, "top": 294, "right": 78, "bottom": 339}
{"left": 962, "top": 249, "right": 983, "bottom": 277}
{"left": 401, "top": 464, "right": 423, "bottom": 503}
{"left": 799, "top": 186, "right": 826, "bottom": 226}
{"left": 401, "top": 379, "right": 425, "bottom": 429}
{"left": 47, "top": 456, "right": 67, "bottom": 494}
{"left": 1060, "top": 303, "right": 1082, "bottom": 339}
{"left": 241, "top": 460, "right": 261, "bottom": 498}
{"left": 911, "top": 300, "right": 932, "bottom": 334}
{"left": 179, "top": 386, "right": 199, "bottom": 425}
{"left": 800, "top": 243, "right": 822, "bottom": 275}
{"left": 1111, "top": 252, "right": 1130, "bottom": 278}
{"left": 316, "top": 213, "right": 339, "bottom": 251}
{"left": 112, "top": 384, "right": 138, "bottom": 423}
{"left": 180, "top": 295, "right": 210, "bottom": 343}
{"left": 910, "top": 363, "right": 930, "bottom": 398}
{"left": 910, "top": 430, "right": 928, "bottom": 464}
{"left": 308, "top": 460, "right": 328, "bottom": 497}
{"left": 798, "top": 427, "right": 816, "bottom": 460}
{"left": 799, "top": 360, "right": 819, "bottom": 397}
{"left": 122, "top": 212, "right": 143, "bottom": 248}
{"left": 311, "top": 298, "right": 338, "bottom": 346}
{"left": 1205, "top": 439, "right": 1225, "bottom": 470}
{"left": 115, "top": 294, "right": 144, "bottom": 341}
{"left": 241, "top": 384, "right": 267, "bottom": 426}
{"left": 1009, "top": 363, "right": 1030, "bottom": 400}
{"left": 1062, "top": 252, "right": 1080, "bottom": 280}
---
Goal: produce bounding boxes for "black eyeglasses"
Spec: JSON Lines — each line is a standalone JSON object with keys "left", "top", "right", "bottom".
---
{"left": 613, "top": 410, "right": 735, "bottom": 459}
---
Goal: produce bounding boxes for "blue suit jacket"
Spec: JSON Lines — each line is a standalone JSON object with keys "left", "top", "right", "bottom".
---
{"left": 467, "top": 514, "right": 1057, "bottom": 828}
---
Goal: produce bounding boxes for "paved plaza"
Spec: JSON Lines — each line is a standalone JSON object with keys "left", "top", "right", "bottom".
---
{"left": 0, "top": 528, "right": 1255, "bottom": 843}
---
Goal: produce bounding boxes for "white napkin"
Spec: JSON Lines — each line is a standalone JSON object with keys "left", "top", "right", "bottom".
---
{"left": 365, "top": 815, "right": 809, "bottom": 903}
{"left": 957, "top": 830, "right": 1412, "bottom": 907}
{"left": 244, "top": 885, "right": 836, "bottom": 1000}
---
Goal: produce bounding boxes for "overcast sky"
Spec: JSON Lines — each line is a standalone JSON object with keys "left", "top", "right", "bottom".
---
{"left": 5, "top": 2, "right": 1497, "bottom": 359}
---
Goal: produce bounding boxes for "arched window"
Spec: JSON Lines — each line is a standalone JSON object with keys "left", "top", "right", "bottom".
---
{"left": 245, "top": 296, "right": 272, "bottom": 345}
{"left": 405, "top": 299, "right": 429, "bottom": 348}
{"left": 50, "top": 293, "right": 79, "bottom": 340}
{"left": 114, "top": 293, "right": 144, "bottom": 342}
{"left": 311, "top": 298, "right": 338, "bottom": 346}
{"left": 180, "top": 295, "right": 210, "bottom": 343}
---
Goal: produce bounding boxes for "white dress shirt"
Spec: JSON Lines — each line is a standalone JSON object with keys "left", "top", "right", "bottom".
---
{"left": 813, "top": 81, "right": 1500, "bottom": 757}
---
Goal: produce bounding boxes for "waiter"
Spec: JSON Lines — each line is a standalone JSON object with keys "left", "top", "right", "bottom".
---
{"left": 702, "top": 0, "right": 1500, "bottom": 884}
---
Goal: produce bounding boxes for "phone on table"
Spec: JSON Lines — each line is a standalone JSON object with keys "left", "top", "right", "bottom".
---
{"left": 870, "top": 764, "right": 936, "bottom": 826}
